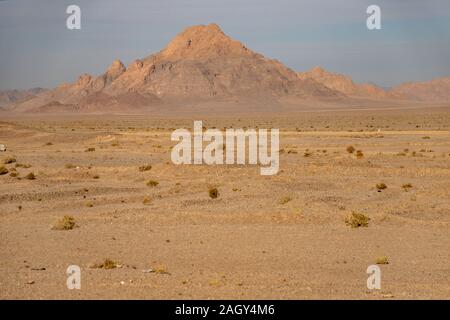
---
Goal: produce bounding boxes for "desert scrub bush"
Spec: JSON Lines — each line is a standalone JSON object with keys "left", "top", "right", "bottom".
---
{"left": 0, "top": 166, "right": 8, "bottom": 175}
{"left": 376, "top": 256, "right": 389, "bottom": 265}
{"left": 143, "top": 197, "right": 152, "bottom": 205}
{"left": 52, "top": 215, "right": 77, "bottom": 230}
{"left": 92, "top": 258, "right": 120, "bottom": 269}
{"left": 25, "top": 172, "right": 36, "bottom": 180}
{"left": 209, "top": 187, "right": 219, "bottom": 199}
{"left": 303, "top": 151, "right": 312, "bottom": 157}
{"left": 3, "top": 156, "right": 16, "bottom": 164}
{"left": 16, "top": 163, "right": 32, "bottom": 168}
{"left": 402, "top": 183, "right": 413, "bottom": 191}
{"left": 279, "top": 196, "right": 292, "bottom": 204}
{"left": 152, "top": 264, "right": 169, "bottom": 275}
{"left": 139, "top": 164, "right": 152, "bottom": 172}
{"left": 92, "top": 174, "right": 100, "bottom": 179}
{"left": 147, "top": 180, "right": 159, "bottom": 187}
{"left": 86, "top": 201, "right": 94, "bottom": 207}
{"left": 376, "top": 183, "right": 387, "bottom": 191}
{"left": 356, "top": 150, "right": 364, "bottom": 159}
{"left": 346, "top": 145, "right": 355, "bottom": 154}
{"left": 85, "top": 147, "right": 96, "bottom": 152}
{"left": 9, "top": 172, "right": 18, "bottom": 178}
{"left": 345, "top": 212, "right": 370, "bottom": 228}
{"left": 65, "top": 163, "right": 76, "bottom": 169}
{"left": 44, "top": 142, "right": 53, "bottom": 146}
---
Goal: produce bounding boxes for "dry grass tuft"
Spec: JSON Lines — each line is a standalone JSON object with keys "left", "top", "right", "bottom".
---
{"left": 376, "top": 183, "right": 387, "bottom": 191}
{"left": 16, "top": 163, "right": 31, "bottom": 168}
{"left": 65, "top": 163, "right": 76, "bottom": 169}
{"left": 92, "top": 258, "right": 120, "bottom": 269}
{"left": 346, "top": 145, "right": 355, "bottom": 154}
{"left": 147, "top": 180, "right": 159, "bottom": 187}
{"left": 52, "top": 215, "right": 77, "bottom": 230}
{"left": 376, "top": 256, "right": 389, "bottom": 265}
{"left": 139, "top": 165, "right": 152, "bottom": 172}
{"left": 0, "top": 166, "right": 8, "bottom": 175}
{"left": 345, "top": 212, "right": 370, "bottom": 228}
{"left": 3, "top": 156, "right": 16, "bottom": 164}
{"left": 279, "top": 196, "right": 292, "bottom": 205}
{"left": 402, "top": 183, "right": 413, "bottom": 191}
{"left": 25, "top": 172, "right": 36, "bottom": 180}
{"left": 153, "top": 264, "right": 169, "bottom": 275}
{"left": 143, "top": 197, "right": 152, "bottom": 205}
{"left": 356, "top": 150, "right": 364, "bottom": 159}
{"left": 209, "top": 187, "right": 219, "bottom": 199}
{"left": 85, "top": 147, "right": 96, "bottom": 152}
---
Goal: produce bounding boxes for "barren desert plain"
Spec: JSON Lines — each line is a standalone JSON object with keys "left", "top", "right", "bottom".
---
{"left": 0, "top": 104, "right": 449, "bottom": 299}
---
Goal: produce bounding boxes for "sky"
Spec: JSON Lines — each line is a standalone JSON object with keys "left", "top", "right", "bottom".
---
{"left": 1, "top": 0, "right": 450, "bottom": 90}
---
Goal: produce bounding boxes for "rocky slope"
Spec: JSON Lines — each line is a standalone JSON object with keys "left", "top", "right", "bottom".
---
{"left": 390, "top": 77, "right": 450, "bottom": 102}
{"left": 13, "top": 24, "right": 340, "bottom": 113}
{"left": 0, "top": 88, "right": 47, "bottom": 109}
{"left": 298, "top": 67, "right": 392, "bottom": 99}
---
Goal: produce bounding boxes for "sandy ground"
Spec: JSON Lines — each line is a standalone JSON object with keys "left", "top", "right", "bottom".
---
{"left": 0, "top": 106, "right": 449, "bottom": 299}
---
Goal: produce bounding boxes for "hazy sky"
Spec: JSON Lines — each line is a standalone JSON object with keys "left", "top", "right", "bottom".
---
{"left": 1, "top": 0, "right": 450, "bottom": 90}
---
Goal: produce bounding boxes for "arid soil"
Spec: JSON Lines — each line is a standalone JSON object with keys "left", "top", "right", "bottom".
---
{"left": 0, "top": 106, "right": 449, "bottom": 299}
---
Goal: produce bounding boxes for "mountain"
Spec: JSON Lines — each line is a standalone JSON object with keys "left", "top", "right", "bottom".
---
{"left": 13, "top": 23, "right": 340, "bottom": 113}
{"left": 0, "top": 88, "right": 47, "bottom": 108}
{"left": 298, "top": 67, "right": 391, "bottom": 99}
{"left": 8, "top": 24, "right": 450, "bottom": 113}
{"left": 390, "top": 77, "right": 450, "bottom": 102}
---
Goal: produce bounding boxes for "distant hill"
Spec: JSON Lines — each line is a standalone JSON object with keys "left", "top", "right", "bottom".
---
{"left": 8, "top": 24, "right": 450, "bottom": 113}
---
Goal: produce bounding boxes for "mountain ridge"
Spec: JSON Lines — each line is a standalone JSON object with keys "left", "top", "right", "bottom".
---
{"left": 7, "top": 23, "right": 450, "bottom": 113}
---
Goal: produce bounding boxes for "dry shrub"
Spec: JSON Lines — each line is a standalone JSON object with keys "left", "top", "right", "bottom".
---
{"left": 402, "top": 183, "right": 413, "bottom": 190}
{"left": 209, "top": 187, "right": 219, "bottom": 199}
{"left": 3, "top": 156, "right": 16, "bottom": 164}
{"left": 65, "top": 163, "right": 76, "bottom": 169}
{"left": 356, "top": 150, "right": 364, "bottom": 159}
{"left": 139, "top": 165, "right": 152, "bottom": 172}
{"left": 376, "top": 256, "right": 389, "bottom": 265}
{"left": 346, "top": 145, "right": 355, "bottom": 153}
{"left": 153, "top": 264, "right": 169, "bottom": 275}
{"left": 85, "top": 147, "right": 96, "bottom": 152}
{"left": 147, "top": 180, "right": 159, "bottom": 187}
{"left": 345, "top": 212, "right": 370, "bottom": 228}
{"left": 376, "top": 183, "right": 387, "bottom": 191}
{"left": 143, "top": 197, "right": 152, "bottom": 205}
{"left": 92, "top": 258, "right": 119, "bottom": 269}
{"left": 279, "top": 196, "right": 292, "bottom": 205}
{"left": 53, "top": 216, "right": 77, "bottom": 230}
{"left": 25, "top": 172, "right": 36, "bottom": 180}
{"left": 0, "top": 166, "right": 8, "bottom": 175}
{"left": 16, "top": 163, "right": 31, "bottom": 168}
